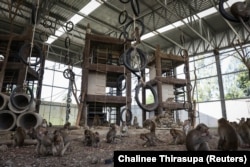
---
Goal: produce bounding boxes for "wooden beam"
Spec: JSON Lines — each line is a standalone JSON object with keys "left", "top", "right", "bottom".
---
{"left": 86, "top": 94, "right": 131, "bottom": 104}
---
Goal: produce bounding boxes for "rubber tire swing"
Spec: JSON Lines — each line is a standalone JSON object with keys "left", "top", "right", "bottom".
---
{"left": 123, "top": 47, "right": 147, "bottom": 72}
{"left": 218, "top": 0, "right": 240, "bottom": 23}
{"left": 18, "top": 43, "right": 43, "bottom": 66}
{"left": 117, "top": 74, "right": 126, "bottom": 91}
{"left": 118, "top": 10, "right": 128, "bottom": 25}
{"left": 65, "top": 37, "right": 71, "bottom": 49}
{"left": 65, "top": 21, "right": 74, "bottom": 32}
{"left": 135, "top": 83, "right": 159, "bottom": 112}
{"left": 64, "top": 54, "right": 72, "bottom": 65}
{"left": 39, "top": 32, "right": 48, "bottom": 42}
{"left": 120, "top": 0, "right": 130, "bottom": 3}
{"left": 10, "top": 86, "right": 34, "bottom": 110}
{"left": 120, "top": 108, "right": 132, "bottom": 123}
{"left": 131, "top": 0, "right": 140, "bottom": 17}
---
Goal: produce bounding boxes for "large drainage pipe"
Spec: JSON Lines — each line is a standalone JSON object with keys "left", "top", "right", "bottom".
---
{"left": 8, "top": 93, "right": 36, "bottom": 114}
{"left": 16, "top": 112, "right": 43, "bottom": 130}
{"left": 0, "top": 110, "right": 17, "bottom": 131}
{"left": 0, "top": 93, "right": 9, "bottom": 111}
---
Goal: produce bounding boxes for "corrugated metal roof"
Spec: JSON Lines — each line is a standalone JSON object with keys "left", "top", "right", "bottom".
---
{"left": 0, "top": 0, "right": 248, "bottom": 63}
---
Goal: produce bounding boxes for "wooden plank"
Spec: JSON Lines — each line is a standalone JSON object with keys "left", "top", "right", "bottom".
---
{"left": 147, "top": 76, "right": 188, "bottom": 86}
{"left": 88, "top": 63, "right": 128, "bottom": 73}
{"left": 86, "top": 94, "right": 131, "bottom": 104}
{"left": 161, "top": 101, "right": 190, "bottom": 110}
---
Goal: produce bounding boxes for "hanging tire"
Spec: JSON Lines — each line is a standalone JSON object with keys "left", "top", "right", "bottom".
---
{"left": 65, "top": 37, "right": 71, "bottom": 49}
{"left": 117, "top": 74, "right": 126, "bottom": 91}
{"left": 120, "top": 0, "right": 130, "bottom": 3}
{"left": 39, "top": 32, "right": 48, "bottom": 42}
{"left": 63, "top": 69, "right": 75, "bottom": 80}
{"left": 135, "top": 83, "right": 158, "bottom": 112}
{"left": 10, "top": 86, "right": 34, "bottom": 110}
{"left": 118, "top": 31, "right": 128, "bottom": 41}
{"left": 218, "top": 0, "right": 239, "bottom": 23}
{"left": 130, "top": 0, "right": 140, "bottom": 17}
{"left": 64, "top": 54, "right": 72, "bottom": 65}
{"left": 118, "top": 10, "right": 128, "bottom": 25}
{"left": 18, "top": 43, "right": 43, "bottom": 66}
{"left": 65, "top": 21, "right": 74, "bottom": 32}
{"left": 123, "top": 19, "right": 144, "bottom": 41}
{"left": 123, "top": 47, "right": 147, "bottom": 72}
{"left": 120, "top": 108, "right": 132, "bottom": 123}
{"left": 42, "top": 19, "right": 52, "bottom": 28}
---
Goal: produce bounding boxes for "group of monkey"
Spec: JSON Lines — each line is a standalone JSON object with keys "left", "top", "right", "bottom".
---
{"left": 169, "top": 117, "right": 250, "bottom": 151}
{"left": 12, "top": 119, "right": 71, "bottom": 156}
{"left": 83, "top": 116, "right": 250, "bottom": 151}
{"left": 11, "top": 116, "right": 250, "bottom": 157}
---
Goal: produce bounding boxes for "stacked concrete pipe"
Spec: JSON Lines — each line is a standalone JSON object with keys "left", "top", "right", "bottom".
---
{"left": 0, "top": 110, "right": 17, "bottom": 131}
{"left": 16, "top": 112, "right": 43, "bottom": 131}
{"left": 8, "top": 93, "right": 36, "bottom": 114}
{"left": 0, "top": 93, "right": 9, "bottom": 111}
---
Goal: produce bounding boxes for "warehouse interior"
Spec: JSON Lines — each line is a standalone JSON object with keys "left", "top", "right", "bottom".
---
{"left": 0, "top": 0, "right": 250, "bottom": 164}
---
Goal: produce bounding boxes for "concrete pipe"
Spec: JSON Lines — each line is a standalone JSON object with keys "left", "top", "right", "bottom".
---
{"left": 0, "top": 110, "right": 17, "bottom": 131}
{"left": 16, "top": 112, "right": 43, "bottom": 131}
{"left": 8, "top": 93, "right": 36, "bottom": 114}
{"left": 0, "top": 93, "right": 9, "bottom": 111}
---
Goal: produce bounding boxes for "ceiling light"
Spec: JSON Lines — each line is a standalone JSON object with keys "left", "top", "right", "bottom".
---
{"left": 45, "top": 0, "right": 104, "bottom": 44}
{"left": 69, "top": 14, "right": 84, "bottom": 25}
{"left": 141, "top": 31, "right": 157, "bottom": 40}
{"left": 79, "top": 0, "right": 103, "bottom": 15}
{"left": 46, "top": 35, "right": 58, "bottom": 44}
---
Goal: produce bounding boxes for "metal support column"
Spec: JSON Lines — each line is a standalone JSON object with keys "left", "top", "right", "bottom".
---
{"left": 214, "top": 48, "right": 227, "bottom": 119}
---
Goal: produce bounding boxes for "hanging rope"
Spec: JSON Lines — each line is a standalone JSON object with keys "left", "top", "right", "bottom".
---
{"left": 23, "top": 0, "right": 40, "bottom": 86}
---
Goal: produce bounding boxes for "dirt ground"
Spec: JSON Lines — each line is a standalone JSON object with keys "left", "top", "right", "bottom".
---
{"left": 0, "top": 126, "right": 249, "bottom": 167}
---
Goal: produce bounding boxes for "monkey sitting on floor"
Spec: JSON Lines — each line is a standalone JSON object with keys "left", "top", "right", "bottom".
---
{"left": 139, "top": 119, "right": 164, "bottom": 147}
{"left": 169, "top": 128, "right": 186, "bottom": 145}
{"left": 35, "top": 125, "right": 53, "bottom": 156}
{"left": 106, "top": 124, "right": 121, "bottom": 143}
{"left": 52, "top": 130, "right": 71, "bottom": 156}
{"left": 238, "top": 118, "right": 250, "bottom": 148}
{"left": 92, "top": 114, "right": 101, "bottom": 128}
{"left": 217, "top": 118, "right": 238, "bottom": 151}
{"left": 120, "top": 121, "right": 129, "bottom": 137}
{"left": 186, "top": 123, "right": 212, "bottom": 151}
{"left": 83, "top": 129, "right": 100, "bottom": 147}
{"left": 13, "top": 126, "right": 26, "bottom": 147}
